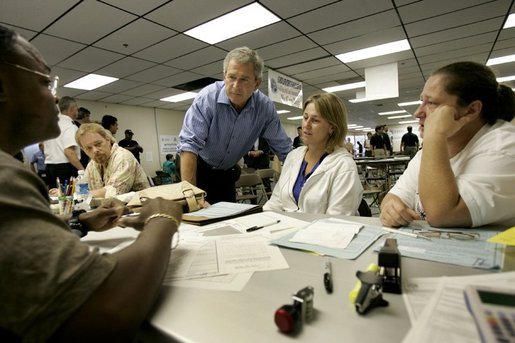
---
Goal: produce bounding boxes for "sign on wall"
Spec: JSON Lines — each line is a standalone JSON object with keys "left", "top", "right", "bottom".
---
{"left": 268, "top": 69, "right": 303, "bottom": 109}
{"left": 159, "top": 135, "right": 179, "bottom": 155}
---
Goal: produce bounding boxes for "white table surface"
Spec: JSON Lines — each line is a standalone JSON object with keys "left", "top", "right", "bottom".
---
{"left": 120, "top": 214, "right": 513, "bottom": 343}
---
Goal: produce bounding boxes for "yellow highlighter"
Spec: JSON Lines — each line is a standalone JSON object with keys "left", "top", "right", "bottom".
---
{"left": 349, "top": 263, "right": 380, "bottom": 304}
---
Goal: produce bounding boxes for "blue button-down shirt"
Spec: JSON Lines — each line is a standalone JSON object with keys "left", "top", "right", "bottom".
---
{"left": 177, "top": 81, "right": 292, "bottom": 170}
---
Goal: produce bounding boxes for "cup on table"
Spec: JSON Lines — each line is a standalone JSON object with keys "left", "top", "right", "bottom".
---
{"left": 58, "top": 195, "right": 74, "bottom": 215}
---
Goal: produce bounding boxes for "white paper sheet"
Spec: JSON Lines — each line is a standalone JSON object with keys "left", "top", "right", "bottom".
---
{"left": 288, "top": 218, "right": 363, "bottom": 249}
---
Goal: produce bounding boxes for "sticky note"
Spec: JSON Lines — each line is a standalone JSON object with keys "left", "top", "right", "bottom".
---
{"left": 488, "top": 227, "right": 515, "bottom": 246}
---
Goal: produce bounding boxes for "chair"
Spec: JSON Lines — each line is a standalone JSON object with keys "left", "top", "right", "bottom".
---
{"left": 235, "top": 173, "right": 267, "bottom": 205}
{"left": 155, "top": 170, "right": 173, "bottom": 185}
{"left": 256, "top": 168, "right": 276, "bottom": 197}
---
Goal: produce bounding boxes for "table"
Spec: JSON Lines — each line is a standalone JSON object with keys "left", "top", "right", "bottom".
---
{"left": 128, "top": 214, "right": 513, "bottom": 343}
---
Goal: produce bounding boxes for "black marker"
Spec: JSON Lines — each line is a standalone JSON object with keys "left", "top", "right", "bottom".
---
{"left": 323, "top": 259, "right": 333, "bottom": 294}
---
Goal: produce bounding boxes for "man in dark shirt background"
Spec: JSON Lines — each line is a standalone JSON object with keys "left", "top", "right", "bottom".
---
{"left": 400, "top": 126, "right": 420, "bottom": 159}
{"left": 118, "top": 129, "right": 143, "bottom": 163}
{"left": 370, "top": 125, "right": 387, "bottom": 157}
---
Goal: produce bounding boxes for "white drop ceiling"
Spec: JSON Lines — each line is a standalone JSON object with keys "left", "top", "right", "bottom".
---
{"left": 2, "top": 0, "right": 514, "bottom": 129}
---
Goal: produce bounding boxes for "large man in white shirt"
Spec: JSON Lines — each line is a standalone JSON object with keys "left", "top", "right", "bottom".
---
{"left": 44, "top": 96, "right": 84, "bottom": 188}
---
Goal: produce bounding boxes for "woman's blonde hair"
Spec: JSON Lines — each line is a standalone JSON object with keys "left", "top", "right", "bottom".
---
{"left": 75, "top": 123, "right": 115, "bottom": 148}
{"left": 303, "top": 93, "right": 348, "bottom": 153}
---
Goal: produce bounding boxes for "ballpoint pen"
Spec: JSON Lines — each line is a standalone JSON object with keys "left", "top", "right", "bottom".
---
{"left": 323, "top": 258, "right": 333, "bottom": 294}
{"left": 246, "top": 219, "right": 281, "bottom": 232}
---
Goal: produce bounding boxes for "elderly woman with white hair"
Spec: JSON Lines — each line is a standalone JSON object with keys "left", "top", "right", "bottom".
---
{"left": 76, "top": 123, "right": 149, "bottom": 197}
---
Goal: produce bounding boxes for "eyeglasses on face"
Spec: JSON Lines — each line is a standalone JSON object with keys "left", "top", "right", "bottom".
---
{"left": 410, "top": 229, "right": 480, "bottom": 241}
{"left": 0, "top": 60, "right": 59, "bottom": 96}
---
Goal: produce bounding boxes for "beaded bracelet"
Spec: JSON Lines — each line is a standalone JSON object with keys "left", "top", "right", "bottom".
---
{"left": 144, "top": 213, "right": 180, "bottom": 249}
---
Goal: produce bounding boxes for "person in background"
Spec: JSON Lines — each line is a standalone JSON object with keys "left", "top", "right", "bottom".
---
{"left": 364, "top": 132, "right": 372, "bottom": 157}
{"left": 380, "top": 61, "right": 515, "bottom": 228}
{"left": 244, "top": 137, "right": 271, "bottom": 170}
{"left": 76, "top": 123, "right": 149, "bottom": 198}
{"left": 383, "top": 124, "right": 394, "bottom": 155}
{"left": 74, "top": 106, "right": 91, "bottom": 167}
{"left": 74, "top": 107, "right": 91, "bottom": 126}
{"left": 356, "top": 141, "right": 363, "bottom": 156}
{"left": 344, "top": 138, "right": 355, "bottom": 156}
{"left": 264, "top": 93, "right": 363, "bottom": 215}
{"left": 400, "top": 126, "right": 419, "bottom": 159}
{"left": 118, "top": 129, "right": 144, "bottom": 163}
{"left": 30, "top": 142, "right": 48, "bottom": 186}
{"left": 162, "top": 153, "right": 176, "bottom": 183}
{"left": 370, "top": 125, "right": 387, "bottom": 157}
{"left": 101, "top": 114, "right": 118, "bottom": 137}
{"left": 244, "top": 137, "right": 273, "bottom": 191}
{"left": 44, "top": 96, "right": 83, "bottom": 188}
{"left": 293, "top": 126, "right": 303, "bottom": 148}
{"left": 0, "top": 25, "right": 183, "bottom": 342}
{"left": 177, "top": 46, "right": 292, "bottom": 204}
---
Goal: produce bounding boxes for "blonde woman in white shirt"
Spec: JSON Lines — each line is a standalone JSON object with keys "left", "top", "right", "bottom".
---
{"left": 264, "top": 93, "right": 362, "bottom": 215}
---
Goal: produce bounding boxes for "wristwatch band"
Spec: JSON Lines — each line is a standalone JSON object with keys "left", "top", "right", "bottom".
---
{"left": 69, "top": 209, "right": 88, "bottom": 238}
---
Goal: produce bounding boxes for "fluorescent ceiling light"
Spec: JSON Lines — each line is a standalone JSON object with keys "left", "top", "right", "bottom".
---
{"left": 277, "top": 110, "right": 290, "bottom": 114}
{"left": 487, "top": 54, "right": 515, "bottom": 66}
{"left": 287, "top": 116, "right": 303, "bottom": 120}
{"left": 388, "top": 114, "right": 412, "bottom": 119}
{"left": 398, "top": 100, "right": 422, "bottom": 106}
{"left": 399, "top": 120, "right": 418, "bottom": 124}
{"left": 497, "top": 75, "right": 515, "bottom": 82}
{"left": 160, "top": 92, "right": 197, "bottom": 102}
{"left": 64, "top": 74, "right": 118, "bottom": 90}
{"left": 504, "top": 13, "right": 515, "bottom": 28}
{"left": 184, "top": 3, "right": 280, "bottom": 44}
{"left": 378, "top": 110, "right": 407, "bottom": 115}
{"left": 335, "top": 39, "right": 411, "bottom": 63}
{"left": 322, "top": 81, "right": 366, "bottom": 93}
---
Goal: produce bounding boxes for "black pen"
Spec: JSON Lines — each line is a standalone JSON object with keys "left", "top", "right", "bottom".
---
{"left": 323, "top": 258, "right": 333, "bottom": 294}
{"left": 246, "top": 219, "right": 281, "bottom": 232}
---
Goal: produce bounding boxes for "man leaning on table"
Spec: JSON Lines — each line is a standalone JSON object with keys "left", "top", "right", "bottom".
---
{"left": 0, "top": 25, "right": 183, "bottom": 341}
{"left": 380, "top": 61, "right": 515, "bottom": 229}
{"left": 177, "top": 46, "right": 292, "bottom": 204}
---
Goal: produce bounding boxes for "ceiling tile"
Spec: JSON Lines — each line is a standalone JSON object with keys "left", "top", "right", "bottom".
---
{"left": 133, "top": 34, "right": 207, "bottom": 63}
{"left": 44, "top": 1, "right": 136, "bottom": 44}
{"left": 101, "top": 0, "right": 170, "bottom": 15}
{"left": 0, "top": 0, "right": 78, "bottom": 32}
{"left": 57, "top": 46, "right": 124, "bottom": 73}
{"left": 94, "top": 19, "right": 176, "bottom": 54}
{"left": 126, "top": 64, "right": 182, "bottom": 83}
{"left": 31, "top": 34, "right": 86, "bottom": 66}
{"left": 96, "top": 57, "right": 157, "bottom": 78}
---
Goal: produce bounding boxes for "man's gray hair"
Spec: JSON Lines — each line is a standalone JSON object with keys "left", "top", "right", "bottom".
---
{"left": 223, "top": 46, "right": 264, "bottom": 80}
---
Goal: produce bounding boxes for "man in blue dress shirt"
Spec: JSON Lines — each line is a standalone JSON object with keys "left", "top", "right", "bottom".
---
{"left": 177, "top": 47, "right": 292, "bottom": 204}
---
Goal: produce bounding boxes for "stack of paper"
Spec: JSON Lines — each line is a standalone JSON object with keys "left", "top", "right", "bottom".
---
{"left": 402, "top": 272, "right": 515, "bottom": 342}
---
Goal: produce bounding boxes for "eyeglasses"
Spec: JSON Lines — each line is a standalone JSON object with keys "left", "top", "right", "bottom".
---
{"left": 0, "top": 60, "right": 59, "bottom": 96}
{"left": 410, "top": 229, "right": 480, "bottom": 241}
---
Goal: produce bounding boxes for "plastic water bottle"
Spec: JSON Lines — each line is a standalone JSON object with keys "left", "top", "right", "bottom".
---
{"left": 74, "top": 170, "right": 90, "bottom": 210}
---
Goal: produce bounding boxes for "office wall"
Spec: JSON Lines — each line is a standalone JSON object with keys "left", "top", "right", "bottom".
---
{"left": 77, "top": 100, "right": 299, "bottom": 177}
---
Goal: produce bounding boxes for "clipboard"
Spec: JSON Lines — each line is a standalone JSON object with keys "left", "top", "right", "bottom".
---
{"left": 182, "top": 202, "right": 263, "bottom": 225}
